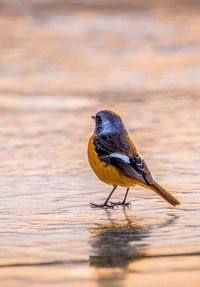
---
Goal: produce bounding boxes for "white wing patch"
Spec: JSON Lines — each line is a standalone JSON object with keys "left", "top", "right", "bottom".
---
{"left": 109, "top": 153, "right": 130, "bottom": 164}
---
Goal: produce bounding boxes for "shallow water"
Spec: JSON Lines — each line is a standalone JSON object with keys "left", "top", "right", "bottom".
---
{"left": 0, "top": 93, "right": 199, "bottom": 286}
{"left": 0, "top": 2, "right": 200, "bottom": 286}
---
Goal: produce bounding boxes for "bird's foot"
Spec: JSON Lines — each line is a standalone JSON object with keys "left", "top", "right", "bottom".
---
{"left": 109, "top": 201, "right": 131, "bottom": 208}
{"left": 89, "top": 202, "right": 115, "bottom": 209}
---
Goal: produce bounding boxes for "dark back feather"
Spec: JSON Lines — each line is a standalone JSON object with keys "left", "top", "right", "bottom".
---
{"left": 93, "top": 132, "right": 153, "bottom": 185}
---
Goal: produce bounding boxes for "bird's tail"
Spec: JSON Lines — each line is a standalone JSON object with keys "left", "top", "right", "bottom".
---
{"left": 151, "top": 181, "right": 180, "bottom": 206}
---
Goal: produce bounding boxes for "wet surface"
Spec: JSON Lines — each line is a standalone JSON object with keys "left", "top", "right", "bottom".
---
{"left": 0, "top": 1, "right": 200, "bottom": 286}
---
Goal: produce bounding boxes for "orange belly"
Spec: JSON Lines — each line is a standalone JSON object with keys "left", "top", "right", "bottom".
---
{"left": 88, "top": 134, "right": 142, "bottom": 188}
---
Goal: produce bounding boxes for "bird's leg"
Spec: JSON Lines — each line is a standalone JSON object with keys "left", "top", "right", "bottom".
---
{"left": 110, "top": 187, "right": 131, "bottom": 207}
{"left": 89, "top": 186, "right": 117, "bottom": 208}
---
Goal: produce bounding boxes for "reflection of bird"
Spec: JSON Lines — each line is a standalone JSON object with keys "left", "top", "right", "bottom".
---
{"left": 89, "top": 210, "right": 177, "bottom": 268}
{"left": 89, "top": 210, "right": 148, "bottom": 268}
{"left": 88, "top": 110, "right": 180, "bottom": 208}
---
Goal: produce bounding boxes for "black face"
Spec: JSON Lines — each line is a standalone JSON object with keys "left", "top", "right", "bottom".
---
{"left": 92, "top": 110, "right": 125, "bottom": 135}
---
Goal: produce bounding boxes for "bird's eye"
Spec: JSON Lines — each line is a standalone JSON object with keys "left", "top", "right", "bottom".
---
{"left": 96, "top": 115, "right": 101, "bottom": 124}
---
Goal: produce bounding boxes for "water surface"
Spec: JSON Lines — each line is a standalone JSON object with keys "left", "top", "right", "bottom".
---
{"left": 0, "top": 2, "right": 200, "bottom": 286}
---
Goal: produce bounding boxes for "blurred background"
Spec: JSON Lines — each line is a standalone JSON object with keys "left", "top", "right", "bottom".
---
{"left": 1, "top": 0, "right": 200, "bottom": 94}
{"left": 0, "top": 1, "right": 200, "bottom": 286}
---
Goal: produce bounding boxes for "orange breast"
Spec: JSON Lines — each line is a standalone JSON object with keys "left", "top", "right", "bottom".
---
{"left": 87, "top": 134, "right": 140, "bottom": 187}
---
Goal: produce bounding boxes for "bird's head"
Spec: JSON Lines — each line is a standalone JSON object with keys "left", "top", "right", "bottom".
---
{"left": 91, "top": 110, "right": 126, "bottom": 135}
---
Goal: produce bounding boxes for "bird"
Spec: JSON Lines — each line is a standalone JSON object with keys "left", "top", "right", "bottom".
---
{"left": 88, "top": 110, "right": 180, "bottom": 208}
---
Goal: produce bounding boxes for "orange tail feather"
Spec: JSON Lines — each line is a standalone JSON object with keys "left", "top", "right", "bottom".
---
{"left": 151, "top": 181, "right": 180, "bottom": 206}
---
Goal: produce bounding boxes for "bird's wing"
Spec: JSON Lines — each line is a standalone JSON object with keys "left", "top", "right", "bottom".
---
{"left": 100, "top": 152, "right": 154, "bottom": 185}
{"left": 94, "top": 134, "right": 154, "bottom": 185}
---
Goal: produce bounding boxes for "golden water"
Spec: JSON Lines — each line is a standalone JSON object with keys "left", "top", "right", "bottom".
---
{"left": 0, "top": 1, "right": 200, "bottom": 286}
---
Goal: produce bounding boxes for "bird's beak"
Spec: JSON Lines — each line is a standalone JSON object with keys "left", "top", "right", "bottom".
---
{"left": 91, "top": 116, "right": 95, "bottom": 120}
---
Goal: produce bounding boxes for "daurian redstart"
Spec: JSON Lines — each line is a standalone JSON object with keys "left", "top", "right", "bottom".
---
{"left": 88, "top": 110, "right": 180, "bottom": 208}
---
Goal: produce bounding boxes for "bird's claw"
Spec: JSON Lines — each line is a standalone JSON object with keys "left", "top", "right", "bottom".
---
{"left": 109, "top": 201, "right": 131, "bottom": 208}
{"left": 89, "top": 202, "right": 115, "bottom": 209}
